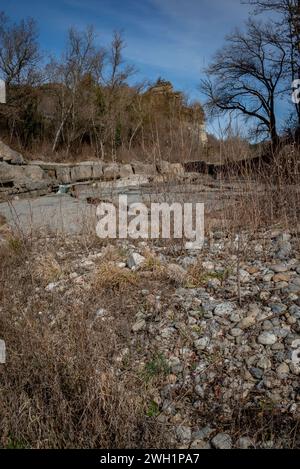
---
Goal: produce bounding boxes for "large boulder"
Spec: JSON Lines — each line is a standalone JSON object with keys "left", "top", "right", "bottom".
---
{"left": 56, "top": 165, "right": 72, "bottom": 184}
{"left": 119, "top": 164, "right": 134, "bottom": 179}
{"left": 132, "top": 162, "right": 157, "bottom": 176}
{"left": 103, "top": 163, "right": 120, "bottom": 181}
{"left": 158, "top": 160, "right": 184, "bottom": 176}
{"left": 0, "top": 161, "right": 49, "bottom": 192}
{"left": 0, "top": 161, "right": 23, "bottom": 183}
{"left": 23, "top": 165, "right": 47, "bottom": 182}
{"left": 91, "top": 162, "right": 103, "bottom": 179}
{"left": 70, "top": 162, "right": 93, "bottom": 182}
{"left": 0, "top": 140, "right": 25, "bottom": 165}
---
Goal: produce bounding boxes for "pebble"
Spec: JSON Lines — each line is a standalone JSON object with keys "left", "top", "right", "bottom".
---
{"left": 194, "top": 337, "right": 210, "bottom": 350}
{"left": 238, "top": 316, "right": 256, "bottom": 329}
{"left": 230, "top": 328, "right": 243, "bottom": 337}
{"left": 127, "top": 252, "right": 145, "bottom": 269}
{"left": 239, "top": 269, "right": 251, "bottom": 283}
{"left": 211, "top": 433, "right": 232, "bottom": 449}
{"left": 176, "top": 426, "right": 192, "bottom": 443}
{"left": 236, "top": 437, "right": 254, "bottom": 449}
{"left": 214, "top": 302, "right": 234, "bottom": 317}
{"left": 257, "top": 332, "right": 277, "bottom": 345}
{"left": 271, "top": 264, "right": 289, "bottom": 273}
{"left": 257, "top": 356, "right": 272, "bottom": 370}
{"left": 273, "top": 273, "right": 291, "bottom": 282}
{"left": 276, "top": 363, "right": 290, "bottom": 379}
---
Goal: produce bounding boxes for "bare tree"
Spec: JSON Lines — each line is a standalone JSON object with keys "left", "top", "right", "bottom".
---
{"left": 245, "top": 0, "right": 300, "bottom": 132}
{"left": 0, "top": 12, "right": 40, "bottom": 86}
{"left": 200, "top": 20, "right": 286, "bottom": 151}
{"left": 47, "top": 26, "right": 105, "bottom": 153}
{"left": 99, "top": 31, "right": 136, "bottom": 159}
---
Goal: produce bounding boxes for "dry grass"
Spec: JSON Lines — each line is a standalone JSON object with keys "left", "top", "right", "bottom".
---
{"left": 33, "top": 252, "right": 62, "bottom": 284}
{"left": 220, "top": 146, "right": 300, "bottom": 235}
{"left": 0, "top": 243, "right": 167, "bottom": 449}
{"left": 186, "top": 263, "right": 229, "bottom": 288}
{"left": 93, "top": 262, "right": 138, "bottom": 292}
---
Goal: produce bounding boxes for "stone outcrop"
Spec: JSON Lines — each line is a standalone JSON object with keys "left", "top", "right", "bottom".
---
{"left": 0, "top": 145, "right": 185, "bottom": 199}
{"left": 30, "top": 161, "right": 104, "bottom": 184}
{"left": 0, "top": 140, "right": 25, "bottom": 165}
{"left": 158, "top": 161, "right": 185, "bottom": 176}
{"left": 103, "top": 163, "right": 120, "bottom": 181}
{"left": 132, "top": 162, "right": 157, "bottom": 176}
{"left": 0, "top": 161, "right": 50, "bottom": 198}
{"left": 119, "top": 164, "right": 134, "bottom": 179}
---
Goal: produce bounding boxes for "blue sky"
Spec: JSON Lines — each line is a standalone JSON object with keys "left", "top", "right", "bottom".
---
{"left": 1, "top": 0, "right": 288, "bottom": 135}
{"left": 2, "top": 0, "right": 253, "bottom": 95}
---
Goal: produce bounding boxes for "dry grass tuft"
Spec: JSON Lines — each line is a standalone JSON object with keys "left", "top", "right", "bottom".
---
{"left": 94, "top": 262, "right": 138, "bottom": 291}
{"left": 33, "top": 252, "right": 62, "bottom": 284}
{"left": 186, "top": 262, "right": 229, "bottom": 288}
{"left": 141, "top": 252, "right": 163, "bottom": 273}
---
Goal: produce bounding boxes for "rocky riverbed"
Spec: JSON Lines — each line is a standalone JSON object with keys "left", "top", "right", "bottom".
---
{"left": 1, "top": 225, "right": 298, "bottom": 448}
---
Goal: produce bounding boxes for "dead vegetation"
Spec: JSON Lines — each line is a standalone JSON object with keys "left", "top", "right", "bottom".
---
{"left": 0, "top": 240, "right": 169, "bottom": 449}
{"left": 94, "top": 262, "right": 138, "bottom": 292}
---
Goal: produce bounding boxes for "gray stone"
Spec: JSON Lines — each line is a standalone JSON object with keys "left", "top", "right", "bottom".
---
{"left": 127, "top": 253, "right": 145, "bottom": 269}
{"left": 214, "top": 302, "right": 234, "bottom": 317}
{"left": 269, "top": 303, "right": 287, "bottom": 314}
{"left": 0, "top": 162, "right": 48, "bottom": 192}
{"left": 0, "top": 140, "right": 25, "bottom": 164}
{"left": 257, "top": 332, "right": 277, "bottom": 345}
{"left": 230, "top": 327, "right": 243, "bottom": 337}
{"left": 257, "top": 356, "right": 272, "bottom": 370}
{"left": 276, "top": 363, "right": 289, "bottom": 379}
{"left": 194, "top": 337, "right": 210, "bottom": 351}
{"left": 176, "top": 426, "right": 192, "bottom": 443}
{"left": 132, "top": 162, "right": 157, "bottom": 176}
{"left": 180, "top": 256, "right": 197, "bottom": 269}
{"left": 211, "top": 433, "right": 232, "bottom": 449}
{"left": 194, "top": 384, "right": 205, "bottom": 398}
{"left": 236, "top": 437, "right": 254, "bottom": 449}
{"left": 238, "top": 269, "right": 251, "bottom": 283}
{"left": 250, "top": 367, "right": 264, "bottom": 379}
{"left": 0, "top": 161, "right": 23, "bottom": 183}
{"left": 168, "top": 356, "right": 182, "bottom": 373}
{"left": 24, "top": 165, "right": 47, "bottom": 182}
{"left": 271, "top": 264, "right": 289, "bottom": 273}
{"left": 103, "top": 163, "right": 120, "bottom": 180}
{"left": 275, "top": 241, "right": 292, "bottom": 260}
{"left": 291, "top": 277, "right": 300, "bottom": 287}
{"left": 56, "top": 166, "right": 72, "bottom": 184}
{"left": 119, "top": 164, "right": 134, "bottom": 179}
{"left": 71, "top": 163, "right": 92, "bottom": 182}
{"left": 0, "top": 194, "right": 96, "bottom": 235}
{"left": 238, "top": 315, "right": 256, "bottom": 330}
{"left": 202, "top": 261, "right": 215, "bottom": 271}
{"left": 192, "top": 426, "right": 215, "bottom": 440}
{"left": 91, "top": 162, "right": 103, "bottom": 179}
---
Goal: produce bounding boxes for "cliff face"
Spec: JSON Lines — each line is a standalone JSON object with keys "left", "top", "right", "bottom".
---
{"left": 145, "top": 79, "right": 208, "bottom": 146}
